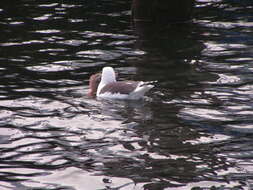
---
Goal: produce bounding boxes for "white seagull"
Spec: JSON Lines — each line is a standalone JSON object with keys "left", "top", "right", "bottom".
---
{"left": 88, "top": 67, "right": 154, "bottom": 100}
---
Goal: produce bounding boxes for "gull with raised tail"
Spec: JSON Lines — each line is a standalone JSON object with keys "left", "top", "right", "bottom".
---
{"left": 88, "top": 67, "right": 154, "bottom": 100}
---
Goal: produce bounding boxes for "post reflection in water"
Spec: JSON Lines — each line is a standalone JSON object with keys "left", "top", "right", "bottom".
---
{"left": 0, "top": 0, "right": 253, "bottom": 189}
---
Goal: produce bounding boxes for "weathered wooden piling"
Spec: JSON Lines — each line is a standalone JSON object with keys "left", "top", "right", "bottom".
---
{"left": 132, "top": 0, "right": 195, "bottom": 24}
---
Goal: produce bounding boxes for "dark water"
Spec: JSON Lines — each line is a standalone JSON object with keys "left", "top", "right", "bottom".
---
{"left": 0, "top": 0, "right": 253, "bottom": 189}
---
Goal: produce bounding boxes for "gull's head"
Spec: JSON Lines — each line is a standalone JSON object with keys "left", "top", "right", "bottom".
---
{"left": 101, "top": 67, "right": 116, "bottom": 84}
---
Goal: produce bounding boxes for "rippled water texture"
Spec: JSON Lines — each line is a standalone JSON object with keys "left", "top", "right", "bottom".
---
{"left": 1, "top": 0, "right": 253, "bottom": 189}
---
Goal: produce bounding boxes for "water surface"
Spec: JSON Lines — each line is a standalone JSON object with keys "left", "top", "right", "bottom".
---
{"left": 0, "top": 0, "right": 253, "bottom": 189}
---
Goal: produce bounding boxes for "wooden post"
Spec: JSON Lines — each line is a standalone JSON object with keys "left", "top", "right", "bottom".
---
{"left": 132, "top": 0, "right": 195, "bottom": 24}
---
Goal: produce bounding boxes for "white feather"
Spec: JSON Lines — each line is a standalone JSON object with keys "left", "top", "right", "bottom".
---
{"left": 128, "top": 82, "right": 154, "bottom": 100}
{"left": 97, "top": 67, "right": 116, "bottom": 97}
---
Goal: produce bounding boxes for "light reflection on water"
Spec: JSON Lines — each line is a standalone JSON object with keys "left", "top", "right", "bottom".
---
{"left": 0, "top": 0, "right": 253, "bottom": 189}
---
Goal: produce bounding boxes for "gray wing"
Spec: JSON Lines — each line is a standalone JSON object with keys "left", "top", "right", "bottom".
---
{"left": 99, "top": 81, "right": 140, "bottom": 95}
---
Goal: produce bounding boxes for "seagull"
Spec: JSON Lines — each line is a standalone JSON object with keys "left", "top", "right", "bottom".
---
{"left": 88, "top": 67, "right": 154, "bottom": 100}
